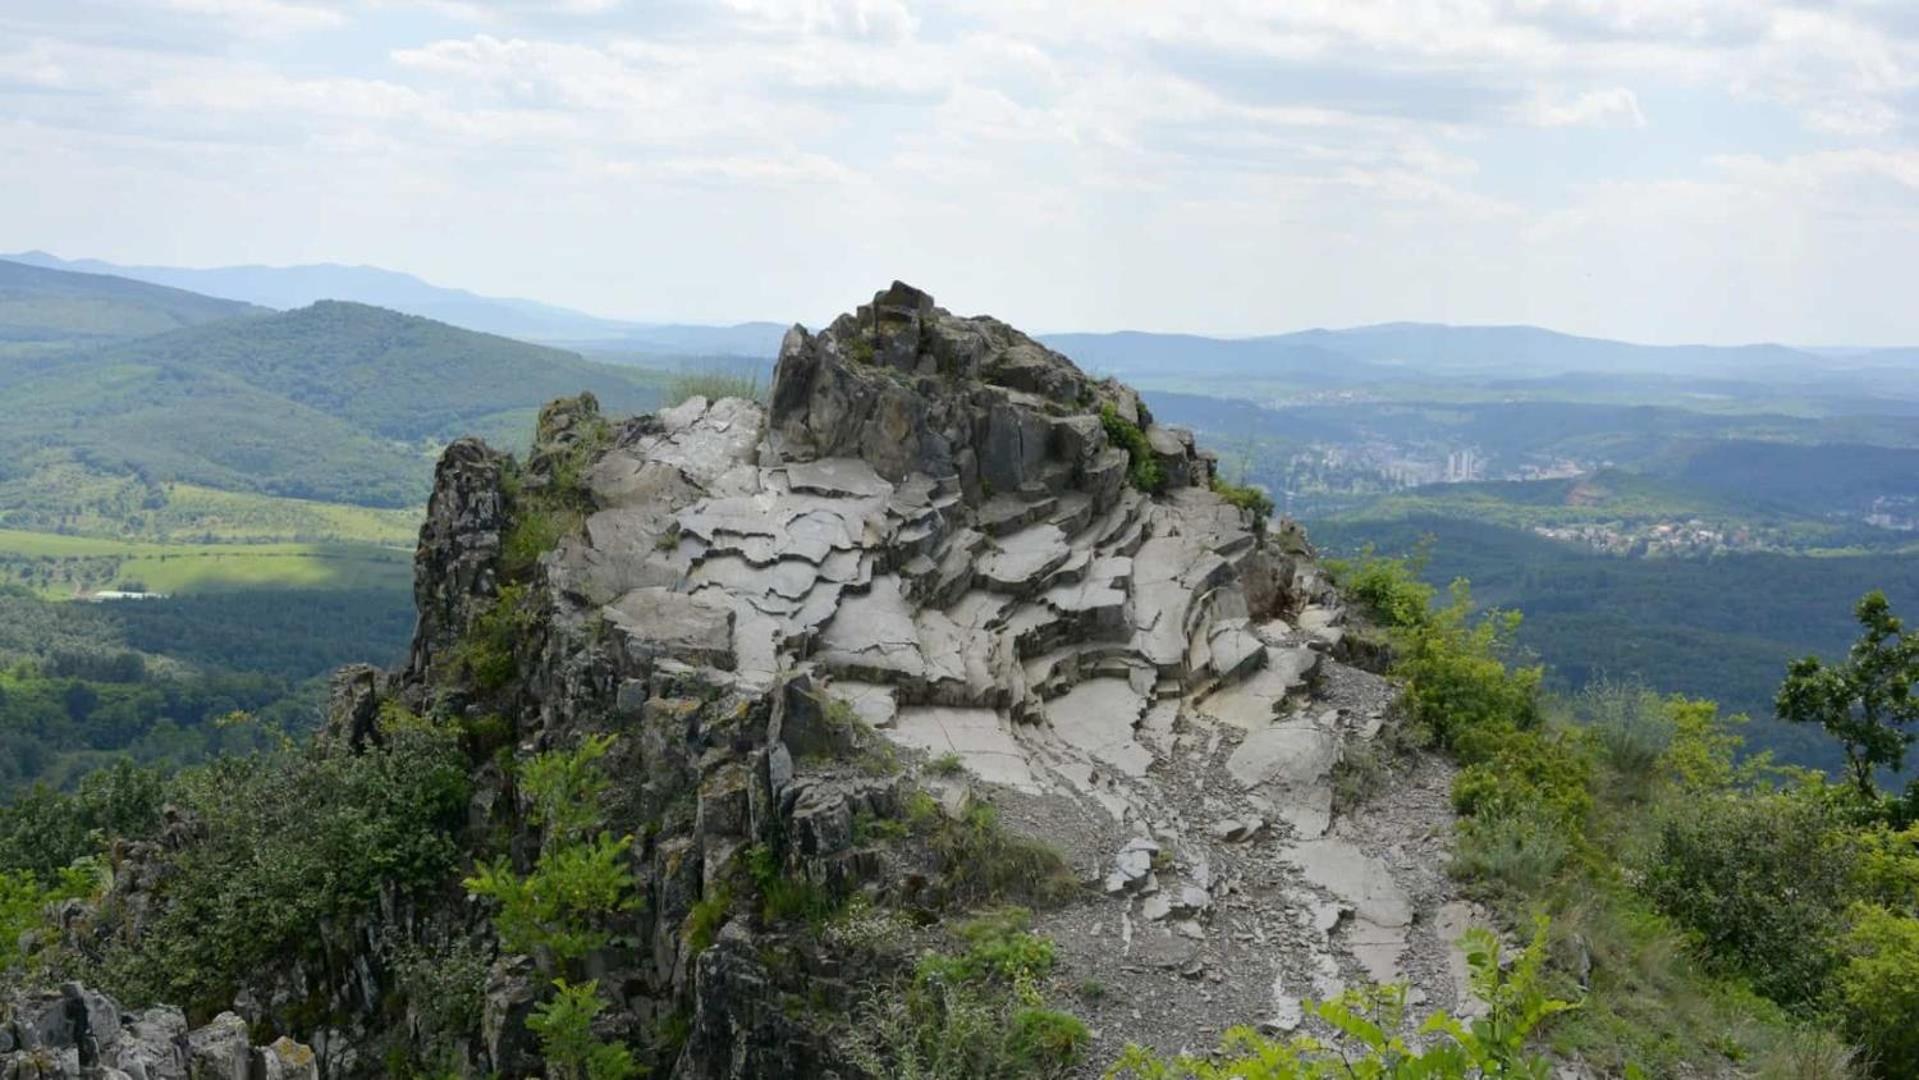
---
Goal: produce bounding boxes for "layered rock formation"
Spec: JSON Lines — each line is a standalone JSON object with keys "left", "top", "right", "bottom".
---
{"left": 16, "top": 282, "right": 1481, "bottom": 1078}
{"left": 468, "top": 282, "right": 1474, "bottom": 1072}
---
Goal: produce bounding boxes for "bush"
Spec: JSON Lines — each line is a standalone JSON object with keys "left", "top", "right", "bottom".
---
{"left": 1572, "top": 680, "right": 1674, "bottom": 784}
{"left": 1099, "top": 404, "right": 1164, "bottom": 493}
{"left": 0, "top": 760, "right": 164, "bottom": 881}
{"left": 1640, "top": 792, "right": 1856, "bottom": 1006}
{"left": 1209, "top": 476, "right": 1274, "bottom": 520}
{"left": 1834, "top": 904, "right": 1919, "bottom": 1078}
{"left": 526, "top": 978, "right": 640, "bottom": 1080}
{"left": 96, "top": 727, "right": 470, "bottom": 1015}
{"left": 924, "top": 802, "right": 1078, "bottom": 907}
{"left": 1, "top": 859, "right": 99, "bottom": 971}
{"left": 1327, "top": 547, "right": 1434, "bottom": 631}
{"left": 1452, "top": 729, "right": 1593, "bottom": 829}
{"left": 845, "top": 909, "right": 1086, "bottom": 1079}
{"left": 1398, "top": 583, "right": 1542, "bottom": 754}
{"left": 745, "top": 843, "right": 837, "bottom": 925}
{"left": 1451, "top": 812, "right": 1572, "bottom": 896}
{"left": 456, "top": 584, "right": 537, "bottom": 691}
{"left": 465, "top": 734, "right": 637, "bottom": 963}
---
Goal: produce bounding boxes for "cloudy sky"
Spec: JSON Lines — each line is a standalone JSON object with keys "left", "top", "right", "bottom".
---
{"left": 2, "top": 1, "right": 1915, "bottom": 344}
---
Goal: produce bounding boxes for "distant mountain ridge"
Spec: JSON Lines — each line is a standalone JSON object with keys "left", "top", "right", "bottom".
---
{"left": 1042, "top": 323, "right": 1891, "bottom": 383}
{"left": 0, "top": 299, "right": 668, "bottom": 507}
{"left": 0, "top": 258, "right": 264, "bottom": 348}
{"left": 11, "top": 251, "right": 1911, "bottom": 384}
{"left": 4, "top": 250, "right": 786, "bottom": 354}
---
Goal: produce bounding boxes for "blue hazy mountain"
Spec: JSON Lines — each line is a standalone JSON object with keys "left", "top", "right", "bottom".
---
{"left": 4, "top": 251, "right": 784, "bottom": 354}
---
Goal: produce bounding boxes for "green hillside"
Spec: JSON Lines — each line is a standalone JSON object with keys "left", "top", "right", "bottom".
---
{"left": 0, "top": 301, "right": 669, "bottom": 507}
{"left": 0, "top": 258, "right": 263, "bottom": 349}
{"left": 1309, "top": 514, "right": 1919, "bottom": 773}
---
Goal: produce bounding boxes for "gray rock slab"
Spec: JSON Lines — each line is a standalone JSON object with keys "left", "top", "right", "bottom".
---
{"left": 977, "top": 524, "right": 1070, "bottom": 593}
{"left": 633, "top": 397, "right": 763, "bottom": 488}
{"left": 1045, "top": 677, "right": 1154, "bottom": 779}
{"left": 1287, "top": 838, "right": 1412, "bottom": 983}
{"left": 786, "top": 457, "right": 893, "bottom": 498}
{"left": 827, "top": 680, "right": 898, "bottom": 729}
{"left": 603, "top": 588, "right": 736, "bottom": 670}
{"left": 885, "top": 706, "right": 1036, "bottom": 792}
{"left": 1196, "top": 646, "right": 1319, "bottom": 728}
{"left": 816, "top": 574, "right": 924, "bottom": 681}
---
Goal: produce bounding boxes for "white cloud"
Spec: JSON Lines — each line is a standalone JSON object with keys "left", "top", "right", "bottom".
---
{"left": 1517, "top": 87, "right": 1647, "bottom": 128}
{"left": 0, "top": 0, "right": 1915, "bottom": 342}
{"left": 161, "top": 0, "right": 346, "bottom": 36}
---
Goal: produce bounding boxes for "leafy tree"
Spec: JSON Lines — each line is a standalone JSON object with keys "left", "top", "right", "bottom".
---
{"left": 464, "top": 734, "right": 636, "bottom": 963}
{"left": 526, "top": 978, "right": 641, "bottom": 1080}
{"left": 95, "top": 728, "right": 469, "bottom": 1014}
{"left": 1776, "top": 591, "right": 1919, "bottom": 797}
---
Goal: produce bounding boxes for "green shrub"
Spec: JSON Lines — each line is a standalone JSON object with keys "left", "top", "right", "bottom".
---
{"left": 1639, "top": 792, "right": 1856, "bottom": 1006}
{"left": 1099, "top": 404, "right": 1164, "bottom": 493}
{"left": 1, "top": 859, "right": 98, "bottom": 970}
{"left": 1451, "top": 729, "right": 1592, "bottom": 829}
{"left": 465, "top": 734, "right": 637, "bottom": 963}
{"left": 745, "top": 843, "right": 837, "bottom": 925}
{"left": 927, "top": 752, "right": 966, "bottom": 777}
{"left": 684, "top": 885, "right": 731, "bottom": 958}
{"left": 1834, "top": 904, "right": 1919, "bottom": 1078}
{"left": 1451, "top": 812, "right": 1572, "bottom": 896}
{"left": 456, "top": 584, "right": 537, "bottom": 691}
{"left": 1209, "top": 476, "right": 1274, "bottom": 520}
{"left": 916, "top": 908, "right": 1054, "bottom": 990}
{"left": 384, "top": 933, "right": 490, "bottom": 1069}
{"left": 1006, "top": 1007, "right": 1089, "bottom": 1072}
{"left": 503, "top": 506, "right": 580, "bottom": 576}
{"left": 526, "top": 978, "right": 640, "bottom": 1080}
{"left": 664, "top": 371, "right": 762, "bottom": 407}
{"left": 1572, "top": 680, "right": 1674, "bottom": 785}
{"left": 1397, "top": 582, "right": 1542, "bottom": 754}
{"left": 1327, "top": 547, "right": 1435, "bottom": 631}
{"left": 0, "top": 760, "right": 164, "bottom": 881}
{"left": 96, "top": 726, "right": 470, "bottom": 1014}
{"left": 846, "top": 910, "right": 1085, "bottom": 1079}
{"left": 924, "top": 802, "right": 1078, "bottom": 907}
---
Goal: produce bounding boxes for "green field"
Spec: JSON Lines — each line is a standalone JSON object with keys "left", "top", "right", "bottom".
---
{"left": 0, "top": 528, "right": 412, "bottom": 597}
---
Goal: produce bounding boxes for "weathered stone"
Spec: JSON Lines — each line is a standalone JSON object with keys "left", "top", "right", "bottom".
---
{"left": 885, "top": 707, "right": 1036, "bottom": 792}
{"left": 604, "top": 587, "right": 737, "bottom": 670}
{"left": 184, "top": 1013, "right": 250, "bottom": 1080}
{"left": 482, "top": 956, "right": 540, "bottom": 1077}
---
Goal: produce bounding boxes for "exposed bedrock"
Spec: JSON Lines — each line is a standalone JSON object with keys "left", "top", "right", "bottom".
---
{"left": 52, "top": 282, "right": 1454, "bottom": 1080}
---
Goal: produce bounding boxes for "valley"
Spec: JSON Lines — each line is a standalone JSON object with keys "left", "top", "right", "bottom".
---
{"left": 0, "top": 259, "right": 1914, "bottom": 1079}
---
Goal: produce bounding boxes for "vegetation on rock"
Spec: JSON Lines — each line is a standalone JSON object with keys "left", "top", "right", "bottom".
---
{"left": 1099, "top": 404, "right": 1165, "bottom": 493}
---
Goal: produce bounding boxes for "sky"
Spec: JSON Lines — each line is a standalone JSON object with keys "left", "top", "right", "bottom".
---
{"left": 2, "top": 1, "right": 1916, "bottom": 345}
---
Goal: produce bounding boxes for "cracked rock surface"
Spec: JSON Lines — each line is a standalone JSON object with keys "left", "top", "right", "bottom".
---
{"left": 530, "top": 282, "right": 1477, "bottom": 1070}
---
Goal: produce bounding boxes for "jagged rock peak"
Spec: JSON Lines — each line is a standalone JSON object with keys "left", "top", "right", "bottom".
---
{"left": 765, "top": 281, "right": 1188, "bottom": 498}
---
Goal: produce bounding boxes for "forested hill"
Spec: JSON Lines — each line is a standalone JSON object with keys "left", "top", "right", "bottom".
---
{"left": 0, "top": 300, "right": 667, "bottom": 507}
{"left": 0, "top": 258, "right": 264, "bottom": 348}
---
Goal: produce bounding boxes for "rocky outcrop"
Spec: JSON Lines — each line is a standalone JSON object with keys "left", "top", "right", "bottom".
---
{"left": 404, "top": 436, "right": 509, "bottom": 690}
{"left": 409, "top": 282, "right": 1454, "bottom": 1073}
{"left": 0, "top": 984, "right": 316, "bottom": 1080}
{"left": 39, "top": 282, "right": 1468, "bottom": 1078}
